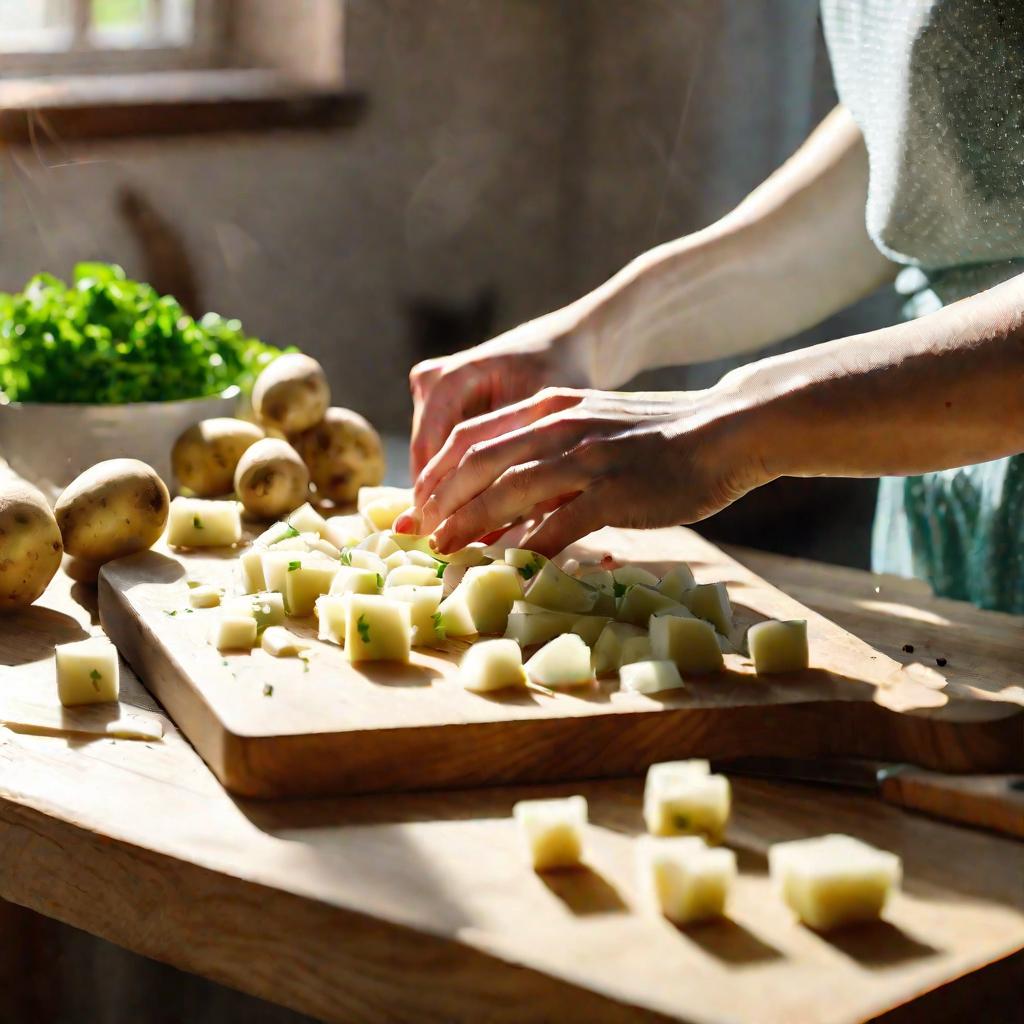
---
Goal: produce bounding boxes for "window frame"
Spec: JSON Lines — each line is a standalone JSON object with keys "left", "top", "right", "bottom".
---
{"left": 0, "top": 0, "right": 226, "bottom": 77}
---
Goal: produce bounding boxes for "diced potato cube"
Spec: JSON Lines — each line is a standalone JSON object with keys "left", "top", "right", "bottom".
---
{"left": 343, "top": 548, "right": 387, "bottom": 575}
{"left": 345, "top": 593, "right": 412, "bottom": 663}
{"left": 386, "top": 584, "right": 443, "bottom": 645}
{"left": 570, "top": 615, "right": 612, "bottom": 647}
{"left": 284, "top": 561, "right": 339, "bottom": 617}
{"left": 261, "top": 550, "right": 301, "bottom": 594}
{"left": 505, "top": 548, "right": 547, "bottom": 582}
{"left": 391, "top": 532, "right": 436, "bottom": 555}
{"left": 616, "top": 584, "right": 688, "bottom": 626}
{"left": 454, "top": 563, "right": 524, "bottom": 635}
{"left": 513, "top": 795, "right": 587, "bottom": 871}
{"left": 441, "top": 543, "right": 491, "bottom": 567}
{"left": 216, "top": 615, "right": 258, "bottom": 652}
{"left": 253, "top": 521, "right": 300, "bottom": 548}
{"left": 384, "top": 550, "right": 409, "bottom": 571}
{"left": 525, "top": 560, "right": 599, "bottom": 614}
{"left": 434, "top": 592, "right": 477, "bottom": 638}
{"left": 637, "top": 835, "right": 736, "bottom": 924}
{"left": 769, "top": 834, "right": 901, "bottom": 931}
{"left": 525, "top": 633, "right": 594, "bottom": 688}
{"left": 261, "top": 626, "right": 310, "bottom": 657}
{"left": 406, "top": 549, "right": 443, "bottom": 570}
{"left": 224, "top": 592, "right": 286, "bottom": 631}
{"left": 329, "top": 566, "right": 383, "bottom": 597}
{"left": 620, "top": 659, "right": 684, "bottom": 695}
{"left": 167, "top": 497, "right": 242, "bottom": 548}
{"left": 359, "top": 487, "right": 413, "bottom": 531}
{"left": 304, "top": 534, "right": 342, "bottom": 560}
{"left": 748, "top": 619, "right": 809, "bottom": 674}
{"left": 316, "top": 594, "right": 348, "bottom": 646}
{"left": 504, "top": 601, "right": 578, "bottom": 647}
{"left": 592, "top": 621, "right": 647, "bottom": 675}
{"left": 681, "top": 582, "right": 733, "bottom": 635}
{"left": 579, "top": 569, "right": 618, "bottom": 615}
{"left": 323, "top": 513, "right": 370, "bottom": 549}
{"left": 649, "top": 614, "right": 724, "bottom": 674}
{"left": 188, "top": 584, "right": 221, "bottom": 609}
{"left": 267, "top": 535, "right": 309, "bottom": 552}
{"left": 238, "top": 548, "right": 267, "bottom": 594}
{"left": 619, "top": 635, "right": 653, "bottom": 666}
{"left": 643, "top": 760, "right": 730, "bottom": 842}
{"left": 386, "top": 564, "right": 442, "bottom": 589}
{"left": 657, "top": 564, "right": 697, "bottom": 602}
{"left": 612, "top": 565, "right": 659, "bottom": 590}
{"left": 287, "top": 501, "right": 328, "bottom": 537}
{"left": 55, "top": 637, "right": 119, "bottom": 706}
{"left": 460, "top": 638, "right": 527, "bottom": 692}
{"left": 358, "top": 530, "right": 401, "bottom": 558}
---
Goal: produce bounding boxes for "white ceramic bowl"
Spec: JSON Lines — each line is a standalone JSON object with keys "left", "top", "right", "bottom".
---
{"left": 0, "top": 388, "right": 239, "bottom": 499}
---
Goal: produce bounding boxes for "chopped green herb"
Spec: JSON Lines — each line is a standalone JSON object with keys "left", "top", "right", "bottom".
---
{"left": 287, "top": 560, "right": 301, "bottom": 572}
{"left": 301, "top": 658, "right": 311, "bottom": 674}
{"left": 432, "top": 611, "right": 447, "bottom": 639}
{"left": 340, "top": 549, "right": 353, "bottom": 566}
{"left": 356, "top": 614, "right": 371, "bottom": 644}
{"left": 613, "top": 582, "right": 628, "bottom": 599}
{"left": 281, "top": 525, "right": 300, "bottom": 539}
{"left": 376, "top": 573, "right": 384, "bottom": 590}
{"left": 263, "top": 684, "right": 274, "bottom": 697}
{"left": 518, "top": 556, "right": 542, "bottom": 581}
{"left": 89, "top": 668, "right": 102, "bottom": 692}
{"left": 435, "top": 560, "right": 448, "bottom": 579}
{"left": 185, "top": 608, "right": 194, "bottom": 614}
{"left": 164, "top": 609, "right": 178, "bottom": 617}
{"left": 221, "top": 658, "right": 229, "bottom": 667}
{"left": 193, "top": 515, "right": 203, "bottom": 530}
{"left": 186, "top": 580, "right": 201, "bottom": 589}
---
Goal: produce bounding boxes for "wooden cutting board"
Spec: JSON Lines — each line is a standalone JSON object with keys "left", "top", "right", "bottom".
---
{"left": 97, "top": 526, "right": 1024, "bottom": 798}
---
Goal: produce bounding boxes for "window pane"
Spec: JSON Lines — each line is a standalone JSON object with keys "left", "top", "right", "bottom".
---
{"left": 0, "top": 0, "right": 73, "bottom": 53}
{"left": 90, "top": 0, "right": 195, "bottom": 48}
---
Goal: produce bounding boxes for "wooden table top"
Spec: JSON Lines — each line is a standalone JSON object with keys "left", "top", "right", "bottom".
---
{"left": 1, "top": 458, "right": 1021, "bottom": 1023}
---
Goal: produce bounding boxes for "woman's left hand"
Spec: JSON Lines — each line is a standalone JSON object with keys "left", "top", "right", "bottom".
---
{"left": 406, "top": 385, "right": 771, "bottom": 556}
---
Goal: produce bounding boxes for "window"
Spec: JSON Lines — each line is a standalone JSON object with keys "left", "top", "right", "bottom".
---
{"left": 0, "top": 0, "right": 221, "bottom": 75}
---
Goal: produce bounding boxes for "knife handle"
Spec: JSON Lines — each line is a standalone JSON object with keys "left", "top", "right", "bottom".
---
{"left": 879, "top": 769, "right": 1024, "bottom": 840}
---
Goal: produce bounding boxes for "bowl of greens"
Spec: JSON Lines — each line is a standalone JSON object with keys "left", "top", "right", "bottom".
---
{"left": 0, "top": 263, "right": 289, "bottom": 496}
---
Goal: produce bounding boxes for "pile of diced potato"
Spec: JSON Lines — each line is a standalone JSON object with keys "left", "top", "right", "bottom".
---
{"left": 515, "top": 761, "right": 902, "bottom": 931}
{"left": 167, "top": 485, "right": 809, "bottom": 687}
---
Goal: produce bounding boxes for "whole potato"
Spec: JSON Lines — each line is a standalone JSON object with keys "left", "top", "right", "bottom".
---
{"left": 234, "top": 437, "right": 310, "bottom": 519}
{"left": 294, "top": 407, "right": 385, "bottom": 506}
{"left": 252, "top": 353, "right": 330, "bottom": 437}
{"left": 0, "top": 482, "right": 63, "bottom": 611}
{"left": 172, "top": 417, "right": 264, "bottom": 497}
{"left": 55, "top": 459, "right": 170, "bottom": 564}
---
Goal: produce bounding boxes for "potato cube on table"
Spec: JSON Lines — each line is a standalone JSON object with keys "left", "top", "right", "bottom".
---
{"left": 188, "top": 584, "right": 221, "bottom": 609}
{"left": 215, "top": 615, "right": 258, "bottom": 652}
{"left": 513, "top": 795, "right": 588, "bottom": 871}
{"left": 644, "top": 760, "right": 731, "bottom": 842}
{"left": 460, "top": 638, "right": 527, "bottom": 693}
{"left": 261, "top": 626, "right": 310, "bottom": 658}
{"left": 238, "top": 548, "right": 267, "bottom": 594}
{"left": 223, "top": 592, "right": 286, "bottom": 632}
{"left": 619, "top": 659, "right": 684, "bottom": 695}
{"left": 55, "top": 637, "right": 120, "bottom": 706}
{"left": 166, "top": 497, "right": 241, "bottom": 548}
{"left": 284, "top": 560, "right": 339, "bottom": 617}
{"left": 619, "top": 635, "right": 653, "bottom": 667}
{"left": 748, "top": 619, "right": 809, "bottom": 674}
{"left": 592, "top": 621, "right": 646, "bottom": 675}
{"left": 525, "top": 633, "right": 594, "bottom": 688}
{"left": 329, "top": 566, "right": 382, "bottom": 598}
{"left": 616, "top": 584, "right": 686, "bottom": 626}
{"left": 657, "top": 563, "right": 697, "bottom": 602}
{"left": 649, "top": 613, "right": 724, "bottom": 674}
{"left": 387, "top": 584, "right": 443, "bottom": 646}
{"left": 385, "top": 564, "right": 442, "bottom": 589}
{"left": 316, "top": 594, "right": 349, "bottom": 646}
{"left": 769, "top": 834, "right": 901, "bottom": 931}
{"left": 637, "top": 835, "right": 736, "bottom": 924}
{"left": 458, "top": 563, "right": 524, "bottom": 634}
{"left": 345, "top": 594, "right": 412, "bottom": 663}
{"left": 680, "top": 582, "right": 733, "bottom": 635}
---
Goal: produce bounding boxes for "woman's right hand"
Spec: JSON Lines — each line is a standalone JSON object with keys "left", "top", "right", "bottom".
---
{"left": 407, "top": 306, "right": 594, "bottom": 481}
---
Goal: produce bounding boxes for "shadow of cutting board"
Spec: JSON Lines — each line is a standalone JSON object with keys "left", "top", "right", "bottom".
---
{"left": 98, "top": 527, "right": 1024, "bottom": 798}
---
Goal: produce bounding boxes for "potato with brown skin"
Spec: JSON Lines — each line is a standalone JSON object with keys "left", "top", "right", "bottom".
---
{"left": 55, "top": 459, "right": 170, "bottom": 564}
{"left": 234, "top": 437, "right": 310, "bottom": 519}
{"left": 0, "top": 482, "right": 63, "bottom": 611}
{"left": 294, "top": 407, "right": 386, "bottom": 505}
{"left": 252, "top": 353, "right": 330, "bottom": 437}
{"left": 172, "top": 417, "right": 264, "bottom": 496}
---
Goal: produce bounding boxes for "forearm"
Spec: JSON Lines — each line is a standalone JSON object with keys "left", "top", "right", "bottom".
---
{"left": 726, "top": 273, "right": 1024, "bottom": 481}
{"left": 573, "top": 106, "right": 896, "bottom": 387}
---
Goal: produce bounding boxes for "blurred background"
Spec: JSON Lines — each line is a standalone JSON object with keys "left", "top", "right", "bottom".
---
{"left": 1, "top": 2, "right": 904, "bottom": 1021}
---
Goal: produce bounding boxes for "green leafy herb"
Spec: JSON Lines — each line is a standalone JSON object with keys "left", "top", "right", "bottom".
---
{"left": 376, "top": 573, "right": 384, "bottom": 590}
{"left": 193, "top": 516, "right": 203, "bottom": 530}
{"left": 301, "top": 658, "right": 311, "bottom": 674}
{"left": 0, "top": 263, "right": 291, "bottom": 404}
{"left": 340, "top": 549, "right": 353, "bottom": 566}
{"left": 432, "top": 611, "right": 447, "bottom": 639}
{"left": 281, "top": 525, "right": 300, "bottom": 540}
{"left": 613, "top": 582, "right": 628, "bottom": 600}
{"left": 263, "top": 684, "right": 274, "bottom": 697}
{"left": 435, "top": 560, "right": 448, "bottom": 579}
{"left": 356, "top": 614, "right": 371, "bottom": 644}
{"left": 221, "top": 658, "right": 229, "bottom": 667}
{"left": 89, "top": 668, "right": 102, "bottom": 692}
{"left": 287, "top": 560, "right": 301, "bottom": 572}
{"left": 164, "top": 609, "right": 178, "bottom": 617}
{"left": 518, "top": 556, "right": 542, "bottom": 581}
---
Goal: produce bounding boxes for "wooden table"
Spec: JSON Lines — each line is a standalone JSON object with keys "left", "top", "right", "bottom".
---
{"left": 1, "top": 521, "right": 1022, "bottom": 1021}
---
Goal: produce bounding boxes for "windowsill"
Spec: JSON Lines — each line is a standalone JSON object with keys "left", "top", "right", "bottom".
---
{"left": 0, "top": 68, "right": 366, "bottom": 142}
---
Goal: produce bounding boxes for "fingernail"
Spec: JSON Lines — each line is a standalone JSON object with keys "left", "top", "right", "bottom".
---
{"left": 394, "top": 509, "right": 419, "bottom": 535}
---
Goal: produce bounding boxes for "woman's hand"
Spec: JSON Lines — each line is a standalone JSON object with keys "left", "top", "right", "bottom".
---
{"left": 408, "top": 307, "right": 594, "bottom": 479}
{"left": 408, "top": 385, "right": 771, "bottom": 557}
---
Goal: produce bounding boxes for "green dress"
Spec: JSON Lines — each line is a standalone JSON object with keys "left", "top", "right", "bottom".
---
{"left": 821, "top": 0, "right": 1024, "bottom": 612}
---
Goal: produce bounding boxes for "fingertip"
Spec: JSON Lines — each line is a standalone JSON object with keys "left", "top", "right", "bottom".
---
{"left": 394, "top": 509, "right": 419, "bottom": 535}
